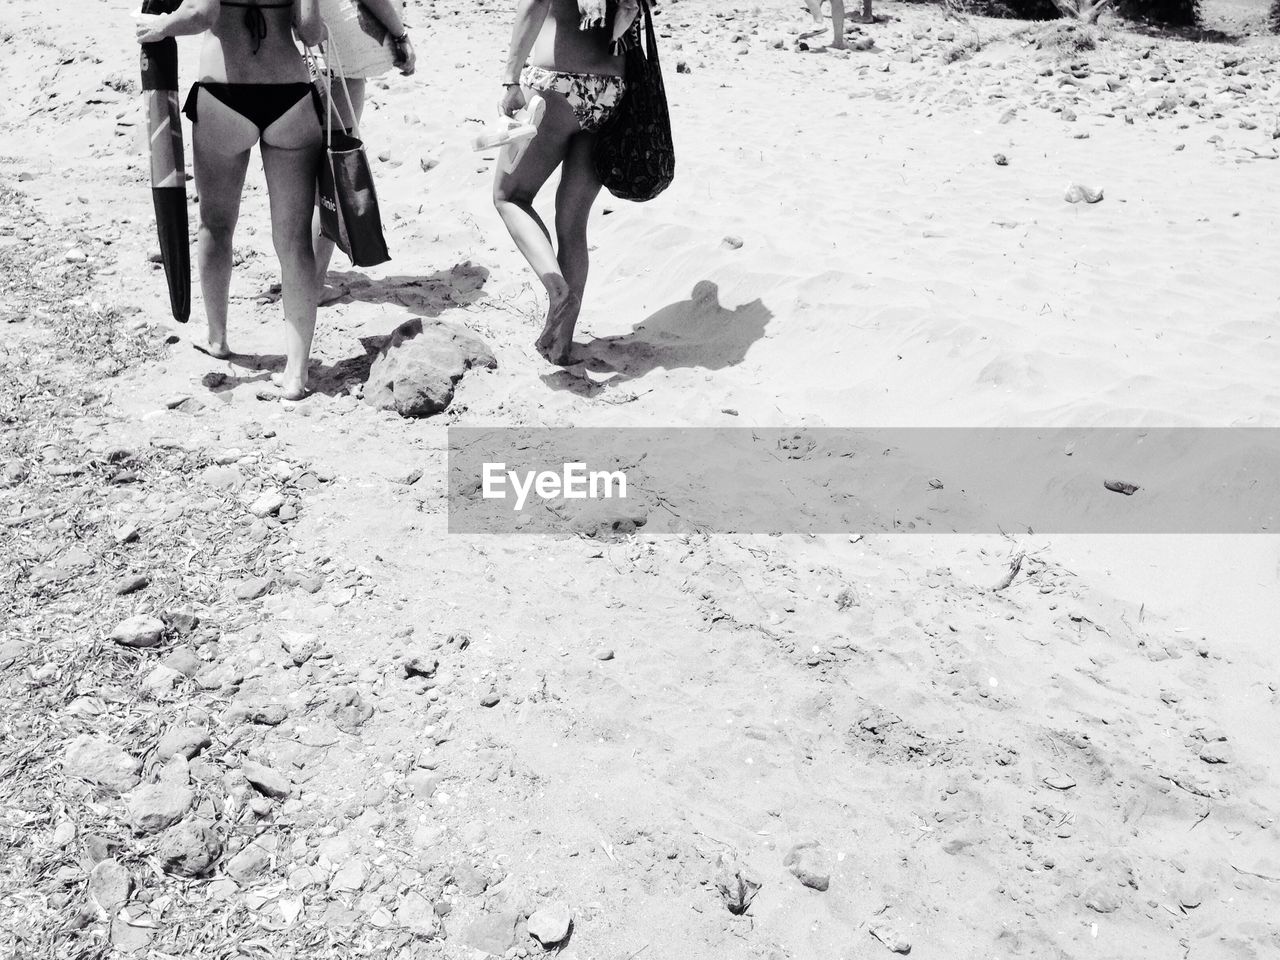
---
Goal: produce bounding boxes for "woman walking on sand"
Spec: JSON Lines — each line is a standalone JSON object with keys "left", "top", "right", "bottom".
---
{"left": 495, "top": 0, "right": 640, "bottom": 365}
{"left": 135, "top": 0, "right": 325, "bottom": 400}
{"left": 312, "top": 0, "right": 416, "bottom": 303}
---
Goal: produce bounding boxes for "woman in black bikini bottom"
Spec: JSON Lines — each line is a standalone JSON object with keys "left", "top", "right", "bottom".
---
{"left": 136, "top": 0, "right": 325, "bottom": 400}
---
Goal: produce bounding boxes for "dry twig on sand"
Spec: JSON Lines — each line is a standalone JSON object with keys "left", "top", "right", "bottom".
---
{"left": 991, "top": 552, "right": 1025, "bottom": 592}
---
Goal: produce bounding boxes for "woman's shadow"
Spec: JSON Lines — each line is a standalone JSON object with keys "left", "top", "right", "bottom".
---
{"left": 325, "top": 261, "right": 489, "bottom": 317}
{"left": 573, "top": 280, "right": 772, "bottom": 382}
{"left": 209, "top": 262, "right": 491, "bottom": 397}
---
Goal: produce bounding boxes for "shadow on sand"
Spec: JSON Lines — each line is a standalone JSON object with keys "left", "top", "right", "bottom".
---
{"left": 323, "top": 261, "right": 489, "bottom": 317}
{"left": 541, "top": 280, "right": 773, "bottom": 395}
{"left": 207, "top": 262, "right": 492, "bottom": 399}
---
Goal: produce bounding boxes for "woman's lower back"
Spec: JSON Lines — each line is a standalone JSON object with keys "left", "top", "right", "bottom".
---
{"left": 529, "top": 0, "right": 625, "bottom": 77}
{"left": 198, "top": 5, "right": 311, "bottom": 83}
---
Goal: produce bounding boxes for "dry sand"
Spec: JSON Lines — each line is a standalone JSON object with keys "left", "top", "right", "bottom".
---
{"left": 2, "top": 1, "right": 1280, "bottom": 958}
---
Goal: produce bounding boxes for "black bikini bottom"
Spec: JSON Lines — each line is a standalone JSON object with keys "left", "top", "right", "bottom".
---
{"left": 183, "top": 82, "right": 320, "bottom": 135}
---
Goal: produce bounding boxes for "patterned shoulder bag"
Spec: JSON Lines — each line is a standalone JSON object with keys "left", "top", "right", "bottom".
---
{"left": 593, "top": 0, "right": 675, "bottom": 202}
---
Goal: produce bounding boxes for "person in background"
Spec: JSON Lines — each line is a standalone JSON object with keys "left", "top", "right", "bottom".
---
{"left": 312, "top": 0, "right": 417, "bottom": 303}
{"left": 493, "top": 0, "right": 639, "bottom": 365}
{"left": 136, "top": 0, "right": 326, "bottom": 400}
{"left": 804, "top": 0, "right": 846, "bottom": 49}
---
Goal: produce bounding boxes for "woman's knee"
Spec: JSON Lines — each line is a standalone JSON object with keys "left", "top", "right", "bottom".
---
{"left": 198, "top": 215, "right": 236, "bottom": 249}
{"left": 271, "top": 223, "right": 315, "bottom": 266}
{"left": 493, "top": 182, "right": 529, "bottom": 209}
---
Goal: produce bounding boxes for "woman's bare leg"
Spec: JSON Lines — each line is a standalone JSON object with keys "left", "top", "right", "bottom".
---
{"left": 831, "top": 0, "right": 846, "bottom": 47}
{"left": 262, "top": 98, "right": 324, "bottom": 399}
{"left": 313, "top": 77, "right": 366, "bottom": 301}
{"left": 493, "top": 89, "right": 579, "bottom": 358}
{"left": 546, "top": 131, "right": 603, "bottom": 365}
{"left": 191, "top": 92, "right": 256, "bottom": 358}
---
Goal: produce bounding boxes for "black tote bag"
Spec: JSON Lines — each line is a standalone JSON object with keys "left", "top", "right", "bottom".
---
{"left": 313, "top": 47, "right": 391, "bottom": 268}
{"left": 593, "top": 0, "right": 675, "bottom": 202}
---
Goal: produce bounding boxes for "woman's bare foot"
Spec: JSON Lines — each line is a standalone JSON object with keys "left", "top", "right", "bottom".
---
{"left": 540, "top": 290, "right": 583, "bottom": 366}
{"left": 535, "top": 276, "right": 567, "bottom": 352}
{"left": 193, "top": 339, "right": 232, "bottom": 360}
{"left": 270, "top": 370, "right": 310, "bottom": 401}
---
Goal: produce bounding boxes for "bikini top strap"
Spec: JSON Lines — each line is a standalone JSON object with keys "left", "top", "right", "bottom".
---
{"left": 219, "top": 0, "right": 292, "bottom": 54}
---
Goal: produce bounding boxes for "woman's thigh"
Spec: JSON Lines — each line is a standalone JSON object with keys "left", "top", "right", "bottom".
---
{"left": 192, "top": 111, "right": 254, "bottom": 231}
{"left": 261, "top": 142, "right": 323, "bottom": 248}
{"left": 493, "top": 88, "right": 579, "bottom": 204}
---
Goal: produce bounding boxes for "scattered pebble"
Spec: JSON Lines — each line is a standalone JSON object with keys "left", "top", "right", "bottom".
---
{"left": 1199, "top": 743, "right": 1231, "bottom": 764}
{"left": 113, "top": 573, "right": 150, "bottom": 596}
{"left": 404, "top": 656, "right": 438, "bottom": 679}
{"left": 88, "top": 858, "right": 133, "bottom": 914}
{"left": 396, "top": 890, "right": 440, "bottom": 937}
{"left": 227, "top": 837, "right": 275, "bottom": 882}
{"left": 249, "top": 491, "right": 286, "bottom": 518}
{"left": 328, "top": 857, "right": 369, "bottom": 893}
{"left": 1104, "top": 479, "right": 1139, "bottom": 496}
{"left": 156, "top": 820, "right": 222, "bottom": 877}
{"left": 234, "top": 576, "right": 273, "bottom": 600}
{"left": 784, "top": 841, "right": 831, "bottom": 891}
{"left": 63, "top": 735, "right": 141, "bottom": 792}
{"left": 240, "top": 759, "right": 292, "bottom": 799}
{"left": 527, "top": 902, "right": 573, "bottom": 946}
{"left": 869, "top": 919, "right": 912, "bottom": 954}
{"left": 1064, "top": 183, "right": 1104, "bottom": 204}
{"left": 125, "top": 781, "right": 194, "bottom": 835}
{"left": 461, "top": 911, "right": 518, "bottom": 954}
{"left": 110, "top": 614, "right": 166, "bottom": 648}
{"left": 155, "top": 726, "right": 211, "bottom": 761}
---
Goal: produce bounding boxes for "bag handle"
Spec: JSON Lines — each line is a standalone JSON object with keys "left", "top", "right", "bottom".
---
{"left": 639, "top": 0, "right": 659, "bottom": 67}
{"left": 305, "top": 42, "right": 363, "bottom": 144}
{"left": 303, "top": 46, "right": 333, "bottom": 149}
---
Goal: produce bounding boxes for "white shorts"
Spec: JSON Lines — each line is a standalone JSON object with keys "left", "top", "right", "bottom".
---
{"left": 317, "top": 0, "right": 400, "bottom": 79}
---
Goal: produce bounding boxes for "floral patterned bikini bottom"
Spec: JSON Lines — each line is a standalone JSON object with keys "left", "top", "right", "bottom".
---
{"left": 521, "top": 66, "right": 626, "bottom": 133}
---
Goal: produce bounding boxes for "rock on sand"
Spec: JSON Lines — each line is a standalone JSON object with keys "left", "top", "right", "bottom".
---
{"left": 364, "top": 318, "right": 496, "bottom": 419}
{"left": 63, "top": 735, "right": 141, "bottom": 791}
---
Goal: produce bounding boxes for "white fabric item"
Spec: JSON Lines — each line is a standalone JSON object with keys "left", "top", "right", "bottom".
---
{"left": 317, "top": 0, "right": 400, "bottom": 79}
{"left": 579, "top": 0, "right": 639, "bottom": 41}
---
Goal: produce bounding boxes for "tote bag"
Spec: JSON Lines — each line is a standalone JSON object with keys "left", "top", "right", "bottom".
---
{"left": 593, "top": 0, "right": 675, "bottom": 202}
{"left": 313, "top": 47, "right": 391, "bottom": 267}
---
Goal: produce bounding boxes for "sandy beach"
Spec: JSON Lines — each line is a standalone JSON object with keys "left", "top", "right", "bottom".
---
{"left": 2, "top": 0, "right": 1279, "bottom": 957}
